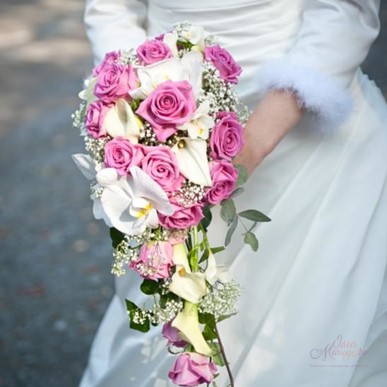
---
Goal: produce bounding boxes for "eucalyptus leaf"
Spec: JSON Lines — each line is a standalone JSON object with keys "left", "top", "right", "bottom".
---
{"left": 202, "top": 324, "right": 217, "bottom": 341}
{"left": 225, "top": 216, "right": 238, "bottom": 246}
{"left": 244, "top": 232, "right": 259, "bottom": 252}
{"left": 220, "top": 199, "right": 236, "bottom": 225}
{"left": 238, "top": 209, "right": 271, "bottom": 222}
{"left": 235, "top": 165, "right": 248, "bottom": 186}
{"left": 140, "top": 279, "right": 159, "bottom": 295}
{"left": 229, "top": 187, "right": 245, "bottom": 199}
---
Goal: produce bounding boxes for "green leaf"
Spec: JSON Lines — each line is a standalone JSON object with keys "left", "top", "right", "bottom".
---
{"left": 210, "top": 343, "right": 225, "bottom": 367}
{"left": 248, "top": 222, "right": 258, "bottom": 233}
{"left": 200, "top": 206, "right": 212, "bottom": 230}
{"left": 199, "top": 248, "right": 209, "bottom": 264}
{"left": 238, "top": 209, "right": 271, "bottom": 222}
{"left": 140, "top": 279, "right": 159, "bottom": 295}
{"left": 235, "top": 165, "right": 248, "bottom": 186}
{"left": 210, "top": 246, "right": 225, "bottom": 255}
{"left": 126, "top": 299, "right": 151, "bottom": 333}
{"left": 159, "top": 292, "right": 180, "bottom": 308}
{"left": 244, "top": 232, "right": 259, "bottom": 252}
{"left": 202, "top": 324, "right": 217, "bottom": 341}
{"left": 199, "top": 312, "right": 216, "bottom": 329}
{"left": 130, "top": 318, "right": 150, "bottom": 333}
{"left": 220, "top": 199, "right": 236, "bottom": 225}
{"left": 110, "top": 227, "right": 125, "bottom": 248}
{"left": 225, "top": 216, "right": 238, "bottom": 246}
{"left": 217, "top": 313, "right": 238, "bottom": 323}
{"left": 229, "top": 187, "right": 245, "bottom": 199}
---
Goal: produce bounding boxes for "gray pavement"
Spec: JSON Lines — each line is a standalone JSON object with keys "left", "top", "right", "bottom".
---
{"left": 0, "top": 1, "right": 386, "bottom": 386}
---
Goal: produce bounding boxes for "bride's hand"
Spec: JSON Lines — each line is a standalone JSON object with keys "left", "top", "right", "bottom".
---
{"left": 234, "top": 90, "right": 304, "bottom": 175}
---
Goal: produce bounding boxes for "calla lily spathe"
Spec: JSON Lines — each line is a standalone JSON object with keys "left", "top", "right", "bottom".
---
{"left": 172, "top": 138, "right": 212, "bottom": 187}
{"left": 130, "top": 51, "right": 203, "bottom": 100}
{"left": 103, "top": 99, "right": 143, "bottom": 143}
{"left": 72, "top": 154, "right": 173, "bottom": 235}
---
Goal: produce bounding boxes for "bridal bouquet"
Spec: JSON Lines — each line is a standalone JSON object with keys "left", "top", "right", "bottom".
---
{"left": 72, "top": 22, "right": 269, "bottom": 387}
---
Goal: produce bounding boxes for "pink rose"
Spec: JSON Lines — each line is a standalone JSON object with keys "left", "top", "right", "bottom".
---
{"left": 85, "top": 100, "right": 110, "bottom": 138}
{"left": 94, "top": 63, "right": 138, "bottom": 103}
{"left": 141, "top": 146, "right": 184, "bottom": 192}
{"left": 159, "top": 202, "right": 203, "bottom": 230}
{"left": 210, "top": 112, "right": 244, "bottom": 160}
{"left": 206, "top": 160, "right": 238, "bottom": 205}
{"left": 137, "top": 40, "right": 173, "bottom": 65}
{"left": 136, "top": 80, "right": 196, "bottom": 142}
{"left": 129, "top": 241, "right": 174, "bottom": 280}
{"left": 204, "top": 44, "right": 242, "bottom": 83}
{"left": 104, "top": 137, "right": 144, "bottom": 175}
{"left": 168, "top": 352, "right": 217, "bottom": 387}
{"left": 162, "top": 321, "right": 186, "bottom": 348}
{"left": 92, "top": 50, "right": 120, "bottom": 77}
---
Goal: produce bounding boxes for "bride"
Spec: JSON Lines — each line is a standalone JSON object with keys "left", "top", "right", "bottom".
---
{"left": 80, "top": 1, "right": 387, "bottom": 386}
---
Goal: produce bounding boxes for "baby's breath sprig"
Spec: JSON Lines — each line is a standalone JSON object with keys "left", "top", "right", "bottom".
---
{"left": 84, "top": 135, "right": 110, "bottom": 163}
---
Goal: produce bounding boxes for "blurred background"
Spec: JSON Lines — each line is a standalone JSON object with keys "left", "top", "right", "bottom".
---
{"left": 0, "top": 1, "right": 386, "bottom": 386}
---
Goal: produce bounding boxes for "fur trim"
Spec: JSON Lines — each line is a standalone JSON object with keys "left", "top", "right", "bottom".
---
{"left": 258, "top": 59, "right": 353, "bottom": 132}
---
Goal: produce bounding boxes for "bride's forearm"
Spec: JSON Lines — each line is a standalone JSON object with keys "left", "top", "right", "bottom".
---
{"left": 235, "top": 90, "right": 304, "bottom": 175}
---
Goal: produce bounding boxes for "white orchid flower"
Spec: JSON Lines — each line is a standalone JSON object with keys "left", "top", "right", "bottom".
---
{"left": 102, "top": 99, "right": 143, "bottom": 143}
{"left": 78, "top": 76, "right": 97, "bottom": 105}
{"left": 180, "top": 25, "right": 206, "bottom": 52}
{"left": 172, "top": 301, "right": 213, "bottom": 357}
{"left": 169, "top": 243, "right": 208, "bottom": 304}
{"left": 205, "top": 252, "right": 232, "bottom": 285}
{"left": 130, "top": 51, "right": 203, "bottom": 100}
{"left": 178, "top": 100, "right": 214, "bottom": 139}
{"left": 72, "top": 155, "right": 173, "bottom": 235}
{"left": 172, "top": 138, "right": 212, "bottom": 187}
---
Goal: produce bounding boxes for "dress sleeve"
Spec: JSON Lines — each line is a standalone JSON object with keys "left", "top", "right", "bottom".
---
{"left": 84, "top": 0, "right": 148, "bottom": 65}
{"left": 259, "top": 0, "right": 381, "bottom": 131}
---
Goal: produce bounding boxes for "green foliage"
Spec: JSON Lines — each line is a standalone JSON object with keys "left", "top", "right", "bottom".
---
{"left": 244, "top": 232, "right": 259, "bottom": 252}
{"left": 210, "top": 343, "right": 226, "bottom": 367}
{"left": 220, "top": 199, "right": 236, "bottom": 225}
{"left": 235, "top": 165, "right": 248, "bottom": 186}
{"left": 110, "top": 227, "right": 125, "bottom": 248}
{"left": 238, "top": 209, "right": 271, "bottom": 222}
{"left": 225, "top": 216, "right": 238, "bottom": 246}
{"left": 125, "top": 300, "right": 150, "bottom": 333}
{"left": 140, "top": 279, "right": 159, "bottom": 295}
{"left": 200, "top": 206, "right": 212, "bottom": 230}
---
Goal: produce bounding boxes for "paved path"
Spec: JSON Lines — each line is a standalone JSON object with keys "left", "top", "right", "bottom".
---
{"left": 0, "top": 1, "right": 386, "bottom": 386}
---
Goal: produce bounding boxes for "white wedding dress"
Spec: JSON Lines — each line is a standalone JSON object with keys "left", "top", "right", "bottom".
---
{"left": 80, "top": 1, "right": 387, "bottom": 386}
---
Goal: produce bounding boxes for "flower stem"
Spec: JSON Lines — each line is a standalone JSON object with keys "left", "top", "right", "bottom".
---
{"left": 214, "top": 321, "right": 234, "bottom": 387}
{"left": 190, "top": 226, "right": 199, "bottom": 271}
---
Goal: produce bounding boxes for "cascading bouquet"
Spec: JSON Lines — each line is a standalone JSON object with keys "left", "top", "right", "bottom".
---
{"left": 72, "top": 22, "right": 270, "bottom": 387}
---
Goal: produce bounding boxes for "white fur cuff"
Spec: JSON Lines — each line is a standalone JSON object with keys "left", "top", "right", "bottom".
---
{"left": 258, "top": 59, "right": 353, "bottom": 132}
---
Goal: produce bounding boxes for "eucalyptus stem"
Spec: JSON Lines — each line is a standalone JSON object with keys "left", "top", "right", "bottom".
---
{"left": 214, "top": 321, "right": 234, "bottom": 387}
{"left": 190, "top": 226, "right": 199, "bottom": 271}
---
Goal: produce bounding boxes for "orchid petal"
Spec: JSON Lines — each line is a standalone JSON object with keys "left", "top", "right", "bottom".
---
{"left": 72, "top": 154, "right": 97, "bottom": 180}
{"left": 78, "top": 77, "right": 97, "bottom": 105}
{"left": 181, "top": 51, "right": 203, "bottom": 99}
{"left": 172, "top": 302, "right": 213, "bottom": 356}
{"left": 172, "top": 138, "right": 212, "bottom": 187}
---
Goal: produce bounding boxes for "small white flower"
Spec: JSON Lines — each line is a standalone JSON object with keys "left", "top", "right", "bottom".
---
{"left": 103, "top": 99, "right": 143, "bottom": 143}
{"left": 180, "top": 25, "right": 205, "bottom": 51}
{"left": 78, "top": 76, "right": 97, "bottom": 105}
{"left": 178, "top": 100, "right": 214, "bottom": 139}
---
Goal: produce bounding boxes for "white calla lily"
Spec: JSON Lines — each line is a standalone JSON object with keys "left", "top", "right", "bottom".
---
{"left": 172, "top": 138, "right": 212, "bottom": 187}
{"left": 103, "top": 99, "right": 143, "bottom": 143}
{"left": 169, "top": 243, "right": 208, "bottom": 304}
{"left": 163, "top": 32, "right": 179, "bottom": 57}
{"left": 172, "top": 301, "right": 213, "bottom": 357}
{"left": 178, "top": 100, "right": 214, "bottom": 139}
{"left": 130, "top": 51, "right": 203, "bottom": 100}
